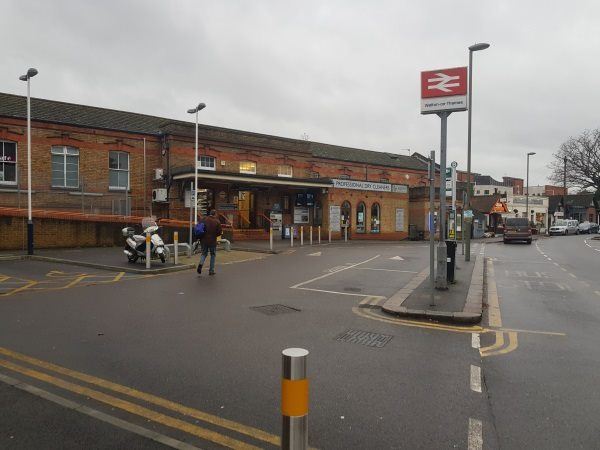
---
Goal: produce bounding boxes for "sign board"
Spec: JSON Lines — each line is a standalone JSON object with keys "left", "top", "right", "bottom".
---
{"left": 395, "top": 208, "right": 405, "bottom": 232}
{"left": 420, "top": 67, "right": 468, "bottom": 114}
{"left": 332, "top": 179, "right": 391, "bottom": 192}
{"left": 329, "top": 205, "right": 341, "bottom": 232}
{"left": 391, "top": 184, "right": 409, "bottom": 194}
{"left": 293, "top": 207, "right": 310, "bottom": 224}
{"left": 464, "top": 209, "right": 474, "bottom": 220}
{"left": 270, "top": 212, "right": 283, "bottom": 231}
{"left": 445, "top": 166, "right": 457, "bottom": 199}
{"left": 217, "top": 203, "right": 238, "bottom": 211}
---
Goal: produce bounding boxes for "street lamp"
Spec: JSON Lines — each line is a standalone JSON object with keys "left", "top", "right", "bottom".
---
{"left": 187, "top": 103, "right": 206, "bottom": 224}
{"left": 526, "top": 152, "right": 536, "bottom": 223}
{"left": 19, "top": 68, "right": 38, "bottom": 255}
{"left": 465, "top": 42, "right": 490, "bottom": 262}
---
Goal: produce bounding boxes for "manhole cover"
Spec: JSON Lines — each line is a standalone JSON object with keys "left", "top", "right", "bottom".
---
{"left": 250, "top": 304, "right": 301, "bottom": 316}
{"left": 336, "top": 329, "right": 393, "bottom": 348}
{"left": 344, "top": 287, "right": 362, "bottom": 292}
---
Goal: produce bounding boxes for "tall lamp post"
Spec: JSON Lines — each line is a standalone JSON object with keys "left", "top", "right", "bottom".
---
{"left": 465, "top": 42, "right": 489, "bottom": 262}
{"left": 19, "top": 68, "right": 38, "bottom": 255}
{"left": 187, "top": 103, "right": 206, "bottom": 224}
{"left": 526, "top": 152, "right": 536, "bottom": 222}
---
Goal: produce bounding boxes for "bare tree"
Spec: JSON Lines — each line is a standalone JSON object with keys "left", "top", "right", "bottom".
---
{"left": 549, "top": 129, "right": 600, "bottom": 193}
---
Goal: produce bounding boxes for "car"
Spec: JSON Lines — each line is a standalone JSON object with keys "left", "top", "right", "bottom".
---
{"left": 503, "top": 217, "right": 532, "bottom": 244}
{"left": 578, "top": 221, "right": 599, "bottom": 234}
{"left": 549, "top": 219, "right": 579, "bottom": 236}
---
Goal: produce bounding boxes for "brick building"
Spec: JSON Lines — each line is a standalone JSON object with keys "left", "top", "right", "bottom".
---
{"left": 0, "top": 92, "right": 430, "bottom": 248}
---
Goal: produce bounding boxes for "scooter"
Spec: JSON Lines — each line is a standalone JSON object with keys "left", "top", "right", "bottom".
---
{"left": 122, "top": 220, "right": 169, "bottom": 263}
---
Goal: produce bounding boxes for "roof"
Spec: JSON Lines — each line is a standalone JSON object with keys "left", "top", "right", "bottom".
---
{"left": 0, "top": 92, "right": 427, "bottom": 172}
{"left": 470, "top": 195, "right": 505, "bottom": 214}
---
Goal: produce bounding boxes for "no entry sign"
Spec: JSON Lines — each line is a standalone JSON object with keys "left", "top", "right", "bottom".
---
{"left": 420, "top": 66, "right": 468, "bottom": 114}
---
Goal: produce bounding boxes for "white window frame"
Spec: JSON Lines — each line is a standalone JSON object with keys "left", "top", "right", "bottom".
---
{"left": 51, "top": 146, "right": 79, "bottom": 188}
{"left": 0, "top": 140, "right": 17, "bottom": 185}
{"left": 277, "top": 164, "right": 293, "bottom": 178}
{"left": 239, "top": 161, "right": 256, "bottom": 175}
{"left": 198, "top": 155, "right": 216, "bottom": 171}
{"left": 310, "top": 171, "right": 320, "bottom": 179}
{"left": 109, "top": 151, "right": 130, "bottom": 190}
{"left": 338, "top": 174, "right": 350, "bottom": 180}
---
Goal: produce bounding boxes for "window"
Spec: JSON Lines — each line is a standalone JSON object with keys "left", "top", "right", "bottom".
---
{"left": 380, "top": 178, "right": 389, "bottom": 183}
{"left": 310, "top": 171, "right": 320, "bottom": 178}
{"left": 198, "top": 155, "right": 216, "bottom": 171}
{"left": 0, "top": 141, "right": 17, "bottom": 184}
{"left": 109, "top": 151, "right": 129, "bottom": 190}
{"left": 476, "top": 190, "right": 480, "bottom": 194}
{"left": 341, "top": 201, "right": 351, "bottom": 227}
{"left": 51, "top": 146, "right": 79, "bottom": 188}
{"left": 484, "top": 189, "right": 490, "bottom": 195}
{"left": 371, "top": 203, "right": 381, "bottom": 233}
{"left": 338, "top": 174, "right": 350, "bottom": 180}
{"left": 278, "top": 164, "right": 293, "bottom": 178}
{"left": 356, "top": 202, "right": 366, "bottom": 233}
{"left": 239, "top": 161, "right": 256, "bottom": 174}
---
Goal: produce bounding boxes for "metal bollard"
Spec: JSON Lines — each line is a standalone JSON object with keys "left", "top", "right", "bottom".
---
{"left": 145, "top": 232, "right": 151, "bottom": 269}
{"left": 328, "top": 228, "right": 331, "bottom": 243}
{"left": 291, "top": 227, "right": 294, "bottom": 247}
{"left": 309, "top": 226, "right": 313, "bottom": 245}
{"left": 282, "top": 348, "right": 309, "bottom": 450}
{"left": 318, "top": 226, "right": 321, "bottom": 244}
{"left": 174, "top": 231, "right": 179, "bottom": 265}
{"left": 270, "top": 226, "right": 274, "bottom": 252}
{"left": 344, "top": 226, "right": 348, "bottom": 243}
{"left": 300, "top": 226, "right": 304, "bottom": 246}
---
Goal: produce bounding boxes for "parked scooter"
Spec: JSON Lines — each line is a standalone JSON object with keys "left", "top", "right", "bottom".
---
{"left": 122, "top": 219, "right": 169, "bottom": 263}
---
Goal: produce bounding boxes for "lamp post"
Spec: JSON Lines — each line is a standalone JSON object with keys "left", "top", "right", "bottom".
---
{"left": 187, "top": 103, "right": 206, "bottom": 224}
{"left": 465, "top": 42, "right": 489, "bottom": 262}
{"left": 19, "top": 68, "right": 38, "bottom": 255}
{"left": 526, "top": 152, "right": 536, "bottom": 222}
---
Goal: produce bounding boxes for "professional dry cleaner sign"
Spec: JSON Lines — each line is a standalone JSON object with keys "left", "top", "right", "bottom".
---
{"left": 332, "top": 179, "right": 391, "bottom": 192}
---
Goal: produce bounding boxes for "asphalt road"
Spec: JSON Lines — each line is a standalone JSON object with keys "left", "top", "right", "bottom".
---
{"left": 3, "top": 236, "right": 598, "bottom": 449}
{"left": 482, "top": 234, "right": 600, "bottom": 449}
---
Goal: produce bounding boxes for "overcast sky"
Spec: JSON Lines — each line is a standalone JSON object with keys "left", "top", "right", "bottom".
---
{"left": 3, "top": 1, "right": 599, "bottom": 185}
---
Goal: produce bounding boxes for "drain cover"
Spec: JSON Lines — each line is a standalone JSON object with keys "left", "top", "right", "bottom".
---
{"left": 250, "top": 304, "right": 301, "bottom": 315}
{"left": 336, "top": 329, "right": 393, "bottom": 348}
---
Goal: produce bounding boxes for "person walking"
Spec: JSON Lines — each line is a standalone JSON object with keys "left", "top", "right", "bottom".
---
{"left": 197, "top": 209, "right": 222, "bottom": 275}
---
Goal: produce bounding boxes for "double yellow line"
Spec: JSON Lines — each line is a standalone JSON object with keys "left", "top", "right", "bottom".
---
{"left": 0, "top": 347, "right": 279, "bottom": 449}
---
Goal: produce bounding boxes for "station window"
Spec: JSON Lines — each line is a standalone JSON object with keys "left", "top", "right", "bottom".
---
{"left": 240, "top": 161, "right": 256, "bottom": 174}
{"left": 310, "top": 171, "right": 320, "bottom": 178}
{"left": 51, "top": 146, "right": 79, "bottom": 188}
{"left": 278, "top": 164, "right": 293, "bottom": 178}
{"left": 109, "top": 151, "right": 130, "bottom": 190}
{"left": 198, "top": 155, "right": 216, "bottom": 171}
{"left": 0, "top": 141, "right": 17, "bottom": 184}
{"left": 356, "top": 202, "right": 366, "bottom": 233}
{"left": 380, "top": 178, "right": 389, "bottom": 183}
{"left": 339, "top": 174, "right": 350, "bottom": 180}
{"left": 484, "top": 190, "right": 489, "bottom": 195}
{"left": 371, "top": 203, "right": 381, "bottom": 233}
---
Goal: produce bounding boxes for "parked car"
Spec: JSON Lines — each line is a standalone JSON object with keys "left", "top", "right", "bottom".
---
{"left": 578, "top": 221, "right": 599, "bottom": 234}
{"left": 549, "top": 219, "right": 579, "bottom": 236}
{"left": 503, "top": 217, "right": 532, "bottom": 244}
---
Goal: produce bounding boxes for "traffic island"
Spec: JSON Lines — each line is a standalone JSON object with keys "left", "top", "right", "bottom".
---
{"left": 381, "top": 252, "right": 485, "bottom": 324}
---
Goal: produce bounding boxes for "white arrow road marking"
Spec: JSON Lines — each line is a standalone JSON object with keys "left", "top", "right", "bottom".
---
{"left": 427, "top": 72, "right": 460, "bottom": 92}
{"left": 389, "top": 256, "right": 404, "bottom": 261}
{"left": 308, "top": 252, "right": 322, "bottom": 256}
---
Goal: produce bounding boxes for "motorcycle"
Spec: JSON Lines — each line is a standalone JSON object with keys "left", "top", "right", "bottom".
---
{"left": 122, "top": 219, "right": 169, "bottom": 263}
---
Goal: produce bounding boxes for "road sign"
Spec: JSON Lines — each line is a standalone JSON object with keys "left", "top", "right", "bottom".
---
{"left": 464, "top": 209, "right": 474, "bottom": 219}
{"left": 420, "top": 67, "right": 468, "bottom": 114}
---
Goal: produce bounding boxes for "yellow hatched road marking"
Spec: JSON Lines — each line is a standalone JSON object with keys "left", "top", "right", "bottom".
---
{"left": 0, "top": 346, "right": 279, "bottom": 446}
{"left": 479, "top": 332, "right": 504, "bottom": 355}
{"left": 481, "top": 332, "right": 518, "bottom": 357}
{"left": 0, "top": 359, "right": 260, "bottom": 450}
{"left": 0, "top": 280, "right": 38, "bottom": 296}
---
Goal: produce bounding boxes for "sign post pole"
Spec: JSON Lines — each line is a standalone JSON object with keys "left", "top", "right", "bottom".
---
{"left": 429, "top": 150, "right": 436, "bottom": 306}
{"left": 435, "top": 112, "right": 449, "bottom": 290}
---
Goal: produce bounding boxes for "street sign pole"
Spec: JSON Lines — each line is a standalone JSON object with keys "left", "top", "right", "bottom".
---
{"left": 435, "top": 112, "right": 449, "bottom": 290}
{"left": 429, "top": 151, "right": 436, "bottom": 306}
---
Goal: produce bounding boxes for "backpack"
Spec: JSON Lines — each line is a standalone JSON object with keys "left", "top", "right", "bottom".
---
{"left": 193, "top": 221, "right": 206, "bottom": 240}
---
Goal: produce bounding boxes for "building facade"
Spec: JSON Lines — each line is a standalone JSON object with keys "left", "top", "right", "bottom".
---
{"left": 0, "top": 92, "right": 428, "bottom": 247}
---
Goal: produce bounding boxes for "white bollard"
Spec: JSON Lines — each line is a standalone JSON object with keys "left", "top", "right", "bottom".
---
{"left": 309, "top": 226, "right": 313, "bottom": 245}
{"left": 291, "top": 227, "right": 294, "bottom": 247}
{"left": 300, "top": 226, "right": 304, "bottom": 246}
{"left": 318, "top": 226, "right": 321, "bottom": 244}
{"left": 174, "top": 231, "right": 179, "bottom": 265}
{"left": 145, "top": 232, "right": 151, "bottom": 269}
{"left": 270, "top": 226, "right": 274, "bottom": 252}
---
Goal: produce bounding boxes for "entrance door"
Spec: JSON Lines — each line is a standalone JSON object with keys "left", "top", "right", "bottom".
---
{"left": 238, "top": 191, "right": 255, "bottom": 229}
{"left": 341, "top": 201, "right": 352, "bottom": 235}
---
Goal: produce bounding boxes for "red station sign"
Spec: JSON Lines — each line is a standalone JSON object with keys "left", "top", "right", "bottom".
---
{"left": 420, "top": 66, "right": 468, "bottom": 114}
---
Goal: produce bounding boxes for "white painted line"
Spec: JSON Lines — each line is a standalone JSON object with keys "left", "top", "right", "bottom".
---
{"left": 0, "top": 373, "right": 200, "bottom": 450}
{"left": 568, "top": 273, "right": 577, "bottom": 279}
{"left": 356, "top": 267, "right": 419, "bottom": 274}
{"left": 547, "top": 257, "right": 552, "bottom": 261}
{"left": 561, "top": 267, "right": 567, "bottom": 272}
{"left": 389, "top": 256, "right": 404, "bottom": 260}
{"left": 294, "top": 287, "right": 374, "bottom": 297}
{"left": 468, "top": 418, "right": 483, "bottom": 450}
{"left": 307, "top": 252, "right": 322, "bottom": 256}
{"left": 470, "top": 365, "right": 482, "bottom": 393}
{"left": 595, "top": 291, "right": 600, "bottom": 297}
{"left": 471, "top": 333, "right": 480, "bottom": 349}
{"left": 290, "top": 254, "right": 380, "bottom": 289}
{"left": 553, "top": 262, "right": 559, "bottom": 266}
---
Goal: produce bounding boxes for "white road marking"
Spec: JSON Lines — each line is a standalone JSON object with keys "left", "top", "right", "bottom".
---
{"left": 356, "top": 267, "right": 418, "bottom": 274}
{"left": 470, "top": 365, "right": 482, "bottom": 393}
{"left": 547, "top": 257, "right": 552, "bottom": 261}
{"left": 471, "top": 333, "right": 480, "bottom": 349}
{"left": 568, "top": 273, "right": 577, "bottom": 279}
{"left": 290, "top": 254, "right": 380, "bottom": 289}
{"left": 307, "top": 252, "right": 322, "bottom": 256}
{"left": 561, "top": 268, "right": 567, "bottom": 272}
{"left": 553, "top": 262, "right": 559, "bottom": 266}
{"left": 389, "top": 256, "right": 404, "bottom": 260}
{"left": 468, "top": 418, "right": 483, "bottom": 450}
{"left": 595, "top": 291, "right": 600, "bottom": 297}
{"left": 293, "top": 287, "right": 371, "bottom": 297}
